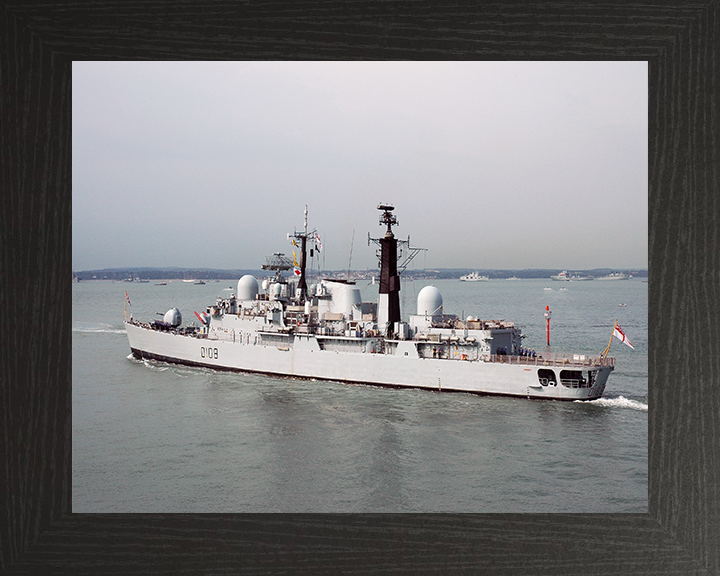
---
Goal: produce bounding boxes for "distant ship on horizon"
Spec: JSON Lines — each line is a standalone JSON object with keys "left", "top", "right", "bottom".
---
{"left": 596, "top": 272, "right": 631, "bottom": 281}
{"left": 459, "top": 272, "right": 489, "bottom": 282}
{"left": 551, "top": 271, "right": 594, "bottom": 281}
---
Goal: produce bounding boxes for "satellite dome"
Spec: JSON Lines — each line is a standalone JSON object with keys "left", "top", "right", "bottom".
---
{"left": 417, "top": 285, "right": 443, "bottom": 316}
{"left": 237, "top": 275, "right": 259, "bottom": 301}
{"left": 163, "top": 308, "right": 182, "bottom": 327}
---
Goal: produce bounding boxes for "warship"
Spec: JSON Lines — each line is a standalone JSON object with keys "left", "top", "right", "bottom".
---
{"left": 550, "top": 271, "right": 594, "bottom": 281}
{"left": 125, "top": 205, "right": 615, "bottom": 400}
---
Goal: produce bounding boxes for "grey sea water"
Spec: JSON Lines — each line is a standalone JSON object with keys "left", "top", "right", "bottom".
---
{"left": 72, "top": 277, "right": 647, "bottom": 512}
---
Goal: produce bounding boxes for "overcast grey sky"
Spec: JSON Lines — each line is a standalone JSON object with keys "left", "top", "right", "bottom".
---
{"left": 73, "top": 61, "right": 647, "bottom": 272}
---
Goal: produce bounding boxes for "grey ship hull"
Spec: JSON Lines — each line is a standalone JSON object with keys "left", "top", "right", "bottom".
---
{"left": 126, "top": 321, "right": 613, "bottom": 401}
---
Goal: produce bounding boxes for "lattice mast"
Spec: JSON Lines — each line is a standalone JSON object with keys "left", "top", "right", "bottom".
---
{"left": 289, "top": 205, "right": 316, "bottom": 303}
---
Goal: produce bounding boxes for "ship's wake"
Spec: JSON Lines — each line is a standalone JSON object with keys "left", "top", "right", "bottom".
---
{"left": 127, "top": 354, "right": 205, "bottom": 377}
{"left": 579, "top": 395, "right": 648, "bottom": 411}
{"left": 73, "top": 322, "right": 126, "bottom": 334}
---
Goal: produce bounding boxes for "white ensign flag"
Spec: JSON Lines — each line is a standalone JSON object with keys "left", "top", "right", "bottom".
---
{"left": 614, "top": 323, "right": 634, "bottom": 349}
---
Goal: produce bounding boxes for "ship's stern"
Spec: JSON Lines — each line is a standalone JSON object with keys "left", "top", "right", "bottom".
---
{"left": 582, "top": 365, "right": 613, "bottom": 400}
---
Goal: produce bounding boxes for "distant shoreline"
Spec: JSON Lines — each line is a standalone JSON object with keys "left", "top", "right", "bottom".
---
{"left": 72, "top": 267, "right": 648, "bottom": 282}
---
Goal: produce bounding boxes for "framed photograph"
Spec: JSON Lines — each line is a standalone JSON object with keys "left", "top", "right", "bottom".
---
{"left": 3, "top": 3, "right": 715, "bottom": 574}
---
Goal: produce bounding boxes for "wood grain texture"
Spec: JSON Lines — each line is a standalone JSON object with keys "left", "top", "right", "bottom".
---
{"left": 1, "top": 1, "right": 717, "bottom": 574}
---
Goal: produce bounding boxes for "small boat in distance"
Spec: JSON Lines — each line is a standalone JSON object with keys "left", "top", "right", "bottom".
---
{"left": 155, "top": 282, "right": 167, "bottom": 286}
{"left": 460, "top": 272, "right": 489, "bottom": 282}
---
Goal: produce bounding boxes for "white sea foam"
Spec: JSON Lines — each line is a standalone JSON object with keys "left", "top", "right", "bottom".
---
{"left": 73, "top": 322, "right": 126, "bottom": 334}
{"left": 142, "top": 359, "right": 168, "bottom": 372}
{"left": 581, "top": 395, "right": 648, "bottom": 411}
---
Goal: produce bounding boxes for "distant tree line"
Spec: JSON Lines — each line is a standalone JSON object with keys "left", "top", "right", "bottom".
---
{"left": 73, "top": 267, "right": 648, "bottom": 281}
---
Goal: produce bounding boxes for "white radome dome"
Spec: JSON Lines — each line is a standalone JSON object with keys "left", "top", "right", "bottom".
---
{"left": 237, "top": 275, "right": 259, "bottom": 301}
{"left": 417, "top": 285, "right": 443, "bottom": 316}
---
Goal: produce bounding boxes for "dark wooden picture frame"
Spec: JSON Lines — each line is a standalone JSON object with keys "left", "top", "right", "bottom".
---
{"left": 2, "top": 3, "right": 717, "bottom": 574}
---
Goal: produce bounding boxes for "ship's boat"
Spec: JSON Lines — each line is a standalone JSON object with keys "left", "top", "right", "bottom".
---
{"left": 125, "top": 205, "right": 614, "bottom": 400}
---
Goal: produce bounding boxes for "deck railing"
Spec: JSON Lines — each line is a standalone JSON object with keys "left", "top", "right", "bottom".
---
{"left": 560, "top": 378, "right": 593, "bottom": 388}
{"left": 489, "top": 353, "right": 615, "bottom": 368}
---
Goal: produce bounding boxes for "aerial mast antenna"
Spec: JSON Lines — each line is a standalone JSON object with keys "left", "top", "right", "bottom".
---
{"left": 288, "top": 204, "right": 317, "bottom": 303}
{"left": 368, "top": 210, "right": 427, "bottom": 275}
{"left": 347, "top": 229, "right": 355, "bottom": 281}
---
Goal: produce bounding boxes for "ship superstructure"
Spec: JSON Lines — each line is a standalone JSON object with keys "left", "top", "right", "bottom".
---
{"left": 125, "top": 205, "right": 615, "bottom": 400}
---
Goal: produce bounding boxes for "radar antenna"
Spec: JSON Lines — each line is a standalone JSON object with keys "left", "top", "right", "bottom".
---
{"left": 368, "top": 204, "right": 426, "bottom": 274}
{"left": 377, "top": 204, "right": 398, "bottom": 236}
{"left": 261, "top": 252, "right": 293, "bottom": 282}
